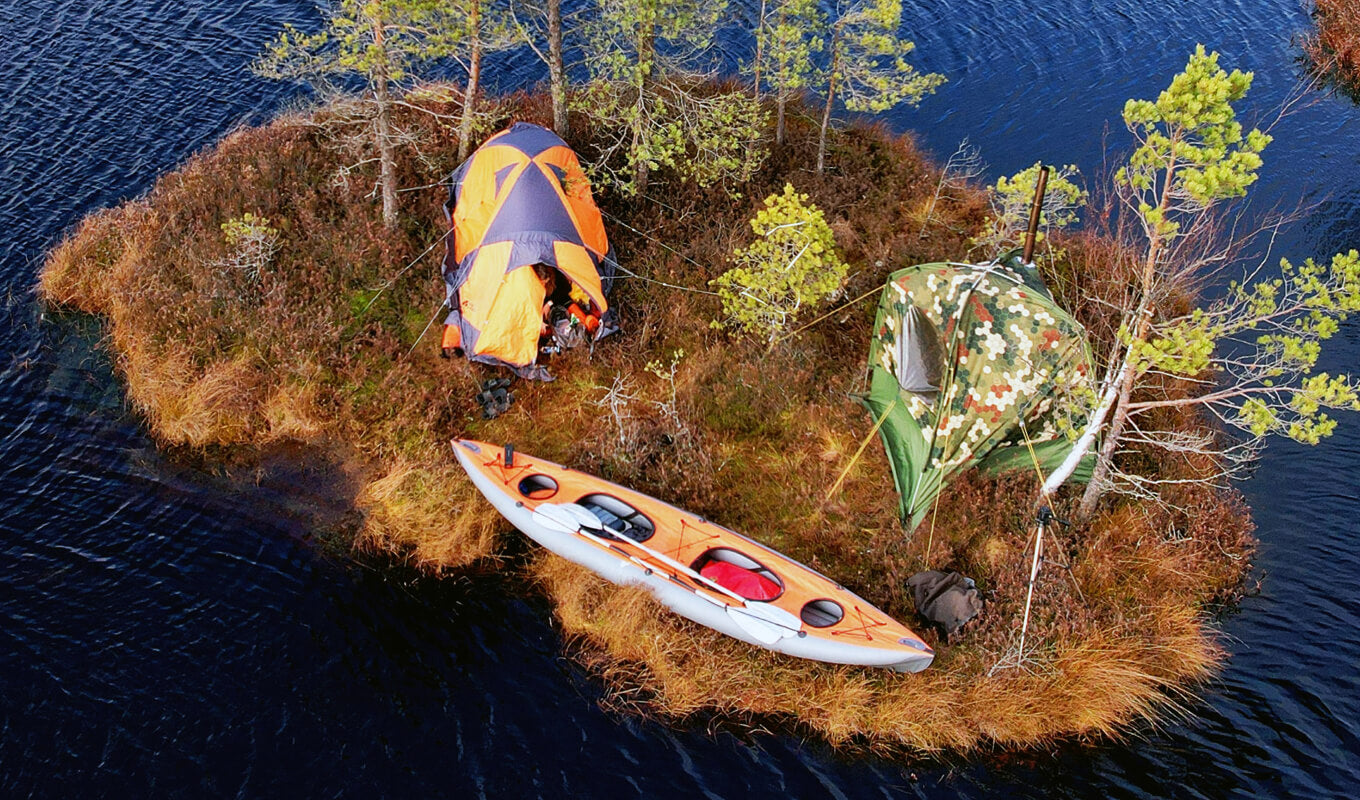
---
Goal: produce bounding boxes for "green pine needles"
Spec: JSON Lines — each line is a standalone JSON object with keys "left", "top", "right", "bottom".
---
{"left": 1129, "top": 249, "right": 1360, "bottom": 445}
{"left": 573, "top": 0, "right": 765, "bottom": 195}
{"left": 1117, "top": 45, "right": 1271, "bottom": 239}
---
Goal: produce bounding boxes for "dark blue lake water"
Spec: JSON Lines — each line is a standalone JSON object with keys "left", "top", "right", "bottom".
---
{"left": 2, "top": 1, "right": 1357, "bottom": 796}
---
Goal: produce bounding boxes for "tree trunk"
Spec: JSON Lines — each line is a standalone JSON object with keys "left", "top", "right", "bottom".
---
{"left": 1041, "top": 357, "right": 1124, "bottom": 499}
{"left": 457, "top": 0, "right": 483, "bottom": 163}
{"left": 632, "top": 116, "right": 648, "bottom": 193}
{"left": 773, "top": 4, "right": 787, "bottom": 146}
{"left": 817, "top": 38, "right": 838, "bottom": 173}
{"left": 1044, "top": 155, "right": 1175, "bottom": 515}
{"left": 371, "top": 16, "right": 398, "bottom": 228}
{"left": 1075, "top": 303, "right": 1154, "bottom": 517}
{"left": 1075, "top": 187, "right": 1173, "bottom": 515}
{"left": 1077, "top": 359, "right": 1136, "bottom": 517}
{"left": 752, "top": 0, "right": 766, "bottom": 104}
{"left": 777, "top": 94, "right": 786, "bottom": 145}
{"left": 632, "top": 21, "right": 654, "bottom": 193}
{"left": 548, "top": 0, "right": 567, "bottom": 137}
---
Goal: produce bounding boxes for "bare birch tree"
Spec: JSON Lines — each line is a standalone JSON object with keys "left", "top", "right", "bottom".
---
{"left": 917, "top": 137, "right": 984, "bottom": 238}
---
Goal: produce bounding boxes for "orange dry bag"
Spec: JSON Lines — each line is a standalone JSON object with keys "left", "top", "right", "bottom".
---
{"left": 567, "top": 303, "right": 601, "bottom": 335}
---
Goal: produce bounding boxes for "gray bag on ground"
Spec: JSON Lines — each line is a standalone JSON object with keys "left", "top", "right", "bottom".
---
{"left": 907, "top": 570, "right": 983, "bottom": 636}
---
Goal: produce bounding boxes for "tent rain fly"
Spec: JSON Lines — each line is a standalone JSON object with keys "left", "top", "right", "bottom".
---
{"left": 858, "top": 255, "right": 1096, "bottom": 530}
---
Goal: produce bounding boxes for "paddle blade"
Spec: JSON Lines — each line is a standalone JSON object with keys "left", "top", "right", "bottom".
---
{"left": 532, "top": 503, "right": 586, "bottom": 534}
{"left": 740, "top": 601, "right": 803, "bottom": 632}
{"left": 726, "top": 605, "right": 787, "bottom": 645}
{"left": 555, "top": 502, "right": 607, "bottom": 530}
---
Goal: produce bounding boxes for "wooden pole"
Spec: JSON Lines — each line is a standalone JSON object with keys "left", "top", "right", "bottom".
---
{"left": 1022, "top": 165, "right": 1050, "bottom": 264}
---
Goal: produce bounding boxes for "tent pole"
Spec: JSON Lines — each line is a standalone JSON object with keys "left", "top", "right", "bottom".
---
{"left": 1017, "top": 513, "right": 1046, "bottom": 660}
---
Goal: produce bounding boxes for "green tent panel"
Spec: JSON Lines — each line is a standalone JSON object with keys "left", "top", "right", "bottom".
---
{"left": 858, "top": 255, "right": 1095, "bottom": 530}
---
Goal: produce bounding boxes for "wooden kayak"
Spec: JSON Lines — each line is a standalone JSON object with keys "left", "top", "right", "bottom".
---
{"left": 453, "top": 438, "right": 934, "bottom": 672}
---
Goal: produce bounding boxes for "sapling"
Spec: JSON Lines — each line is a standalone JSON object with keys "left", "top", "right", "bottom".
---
{"left": 711, "top": 184, "right": 846, "bottom": 345}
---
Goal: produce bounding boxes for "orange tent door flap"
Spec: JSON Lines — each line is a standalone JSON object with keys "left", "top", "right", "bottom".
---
{"left": 552, "top": 241, "right": 607, "bottom": 316}
{"left": 461, "top": 245, "right": 548, "bottom": 368}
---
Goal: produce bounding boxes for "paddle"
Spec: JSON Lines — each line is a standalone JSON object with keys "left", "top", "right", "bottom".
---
{"left": 531, "top": 503, "right": 803, "bottom": 643}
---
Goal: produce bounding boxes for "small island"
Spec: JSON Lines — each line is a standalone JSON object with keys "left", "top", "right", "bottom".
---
{"left": 38, "top": 85, "right": 1265, "bottom": 751}
{"left": 38, "top": 0, "right": 1360, "bottom": 755}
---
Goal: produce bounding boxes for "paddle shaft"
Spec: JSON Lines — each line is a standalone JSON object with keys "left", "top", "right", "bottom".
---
{"left": 575, "top": 519, "right": 748, "bottom": 606}
{"left": 569, "top": 522, "right": 794, "bottom": 643}
{"left": 532, "top": 503, "right": 802, "bottom": 633}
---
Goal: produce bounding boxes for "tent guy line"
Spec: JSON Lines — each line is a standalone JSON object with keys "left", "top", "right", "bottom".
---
{"left": 595, "top": 208, "right": 708, "bottom": 269}
{"left": 603, "top": 256, "right": 721, "bottom": 297}
{"left": 405, "top": 299, "right": 449, "bottom": 360}
{"left": 360, "top": 235, "right": 447, "bottom": 315}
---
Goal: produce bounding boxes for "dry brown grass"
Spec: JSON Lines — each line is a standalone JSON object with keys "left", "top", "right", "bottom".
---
{"left": 39, "top": 86, "right": 1255, "bottom": 752}
{"left": 1304, "top": 0, "right": 1360, "bottom": 96}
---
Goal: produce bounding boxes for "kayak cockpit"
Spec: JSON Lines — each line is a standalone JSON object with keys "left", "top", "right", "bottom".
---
{"left": 692, "top": 548, "right": 784, "bottom": 601}
{"left": 518, "top": 473, "right": 559, "bottom": 500}
{"left": 577, "top": 493, "right": 656, "bottom": 543}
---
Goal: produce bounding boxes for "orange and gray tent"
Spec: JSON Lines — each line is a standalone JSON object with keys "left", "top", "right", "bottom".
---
{"left": 441, "top": 122, "right": 617, "bottom": 380}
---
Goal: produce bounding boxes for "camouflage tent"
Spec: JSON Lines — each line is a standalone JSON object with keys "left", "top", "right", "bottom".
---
{"left": 858, "top": 255, "right": 1095, "bottom": 530}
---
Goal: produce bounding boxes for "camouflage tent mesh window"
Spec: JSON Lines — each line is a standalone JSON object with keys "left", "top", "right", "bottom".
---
{"left": 857, "top": 256, "right": 1096, "bottom": 530}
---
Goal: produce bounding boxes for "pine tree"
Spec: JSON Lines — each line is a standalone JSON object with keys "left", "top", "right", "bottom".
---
{"left": 756, "top": 0, "right": 824, "bottom": 145}
{"left": 1041, "top": 47, "right": 1360, "bottom": 516}
{"left": 815, "top": 0, "right": 943, "bottom": 172}
{"left": 710, "top": 184, "right": 847, "bottom": 345}
{"left": 574, "top": 0, "right": 765, "bottom": 195}
{"left": 452, "top": 0, "right": 519, "bottom": 162}
{"left": 512, "top": 0, "right": 570, "bottom": 136}
{"left": 255, "top": 0, "right": 467, "bottom": 228}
